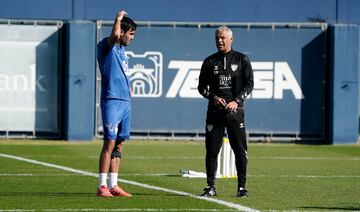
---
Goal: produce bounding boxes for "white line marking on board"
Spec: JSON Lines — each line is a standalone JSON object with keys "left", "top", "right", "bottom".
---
{"left": 0, "top": 153, "right": 259, "bottom": 212}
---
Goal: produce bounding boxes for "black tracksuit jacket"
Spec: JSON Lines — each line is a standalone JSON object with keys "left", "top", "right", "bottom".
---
{"left": 197, "top": 49, "right": 254, "bottom": 107}
{"left": 197, "top": 49, "right": 254, "bottom": 188}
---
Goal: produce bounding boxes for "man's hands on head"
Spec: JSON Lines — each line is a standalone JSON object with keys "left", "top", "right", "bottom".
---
{"left": 116, "top": 10, "right": 127, "bottom": 21}
{"left": 108, "top": 10, "right": 128, "bottom": 47}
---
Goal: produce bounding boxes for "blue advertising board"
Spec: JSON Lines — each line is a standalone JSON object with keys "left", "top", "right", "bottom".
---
{"left": 97, "top": 25, "right": 326, "bottom": 138}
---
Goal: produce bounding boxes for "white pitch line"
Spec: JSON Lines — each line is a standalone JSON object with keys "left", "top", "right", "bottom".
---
{"left": 88, "top": 155, "right": 360, "bottom": 161}
{"left": 249, "top": 174, "right": 360, "bottom": 179}
{"left": 3, "top": 173, "right": 359, "bottom": 179}
{"left": 254, "top": 156, "right": 360, "bottom": 160}
{"left": 88, "top": 156, "right": 204, "bottom": 160}
{"left": 0, "top": 173, "right": 81, "bottom": 176}
{"left": 0, "top": 153, "right": 258, "bottom": 212}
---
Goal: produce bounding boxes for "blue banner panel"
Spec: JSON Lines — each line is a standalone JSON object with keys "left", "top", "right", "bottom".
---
{"left": 64, "top": 21, "right": 96, "bottom": 141}
{"left": 338, "top": 0, "right": 360, "bottom": 24}
{"left": 0, "top": 0, "right": 340, "bottom": 23}
{"left": 328, "top": 25, "right": 359, "bottom": 144}
{"left": 0, "top": 0, "right": 72, "bottom": 20}
{"left": 86, "top": 0, "right": 336, "bottom": 23}
{"left": 97, "top": 25, "right": 326, "bottom": 137}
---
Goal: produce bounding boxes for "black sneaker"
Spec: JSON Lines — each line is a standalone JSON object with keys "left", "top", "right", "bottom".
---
{"left": 200, "top": 186, "right": 216, "bottom": 197}
{"left": 237, "top": 187, "right": 248, "bottom": 197}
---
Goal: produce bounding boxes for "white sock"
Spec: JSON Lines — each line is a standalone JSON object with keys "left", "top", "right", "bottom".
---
{"left": 109, "top": 172, "right": 118, "bottom": 189}
{"left": 99, "top": 173, "right": 108, "bottom": 189}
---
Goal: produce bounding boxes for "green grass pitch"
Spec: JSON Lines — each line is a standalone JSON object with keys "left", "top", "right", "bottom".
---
{"left": 0, "top": 139, "right": 359, "bottom": 211}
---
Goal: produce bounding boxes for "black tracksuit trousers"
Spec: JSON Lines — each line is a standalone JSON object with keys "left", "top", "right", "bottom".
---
{"left": 205, "top": 107, "right": 248, "bottom": 188}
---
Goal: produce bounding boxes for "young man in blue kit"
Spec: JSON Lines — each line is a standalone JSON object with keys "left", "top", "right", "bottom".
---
{"left": 96, "top": 10, "right": 136, "bottom": 197}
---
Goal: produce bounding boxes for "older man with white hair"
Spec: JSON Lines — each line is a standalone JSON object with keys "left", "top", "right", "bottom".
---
{"left": 197, "top": 26, "right": 254, "bottom": 197}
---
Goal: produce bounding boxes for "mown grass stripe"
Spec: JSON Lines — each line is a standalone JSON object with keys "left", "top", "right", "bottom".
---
{"left": 0, "top": 209, "right": 237, "bottom": 211}
{"left": 0, "top": 153, "right": 258, "bottom": 212}
{"left": 2, "top": 173, "right": 360, "bottom": 179}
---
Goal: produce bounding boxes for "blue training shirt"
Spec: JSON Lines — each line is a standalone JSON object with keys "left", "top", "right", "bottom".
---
{"left": 97, "top": 37, "right": 131, "bottom": 102}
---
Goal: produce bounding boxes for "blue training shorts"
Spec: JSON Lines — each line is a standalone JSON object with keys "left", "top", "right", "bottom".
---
{"left": 101, "top": 99, "right": 131, "bottom": 141}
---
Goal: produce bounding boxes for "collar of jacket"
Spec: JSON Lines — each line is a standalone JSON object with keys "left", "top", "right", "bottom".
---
{"left": 217, "top": 48, "right": 233, "bottom": 56}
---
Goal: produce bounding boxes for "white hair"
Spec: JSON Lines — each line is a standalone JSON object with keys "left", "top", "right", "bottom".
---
{"left": 216, "top": 26, "right": 233, "bottom": 38}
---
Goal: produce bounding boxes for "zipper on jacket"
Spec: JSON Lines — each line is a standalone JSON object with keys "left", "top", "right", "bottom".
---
{"left": 223, "top": 56, "right": 226, "bottom": 70}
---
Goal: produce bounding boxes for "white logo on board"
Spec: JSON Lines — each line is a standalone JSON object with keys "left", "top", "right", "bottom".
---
{"left": 126, "top": 51, "right": 304, "bottom": 100}
{"left": 126, "top": 51, "right": 163, "bottom": 97}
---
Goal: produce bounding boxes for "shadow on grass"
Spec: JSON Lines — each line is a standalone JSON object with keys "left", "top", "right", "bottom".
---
{"left": 0, "top": 191, "right": 182, "bottom": 197}
{"left": 165, "top": 174, "right": 182, "bottom": 177}
{"left": 0, "top": 192, "right": 93, "bottom": 197}
{"left": 301, "top": 206, "right": 360, "bottom": 211}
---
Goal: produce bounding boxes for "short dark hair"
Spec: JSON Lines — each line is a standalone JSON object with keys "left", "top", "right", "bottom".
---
{"left": 121, "top": 17, "right": 137, "bottom": 32}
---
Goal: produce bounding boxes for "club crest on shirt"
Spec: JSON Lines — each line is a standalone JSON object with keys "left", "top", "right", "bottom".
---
{"left": 231, "top": 64, "right": 238, "bottom": 72}
{"left": 239, "top": 123, "right": 244, "bottom": 128}
{"left": 123, "top": 61, "right": 130, "bottom": 76}
{"left": 213, "top": 66, "right": 219, "bottom": 75}
{"left": 207, "top": 124, "right": 213, "bottom": 132}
